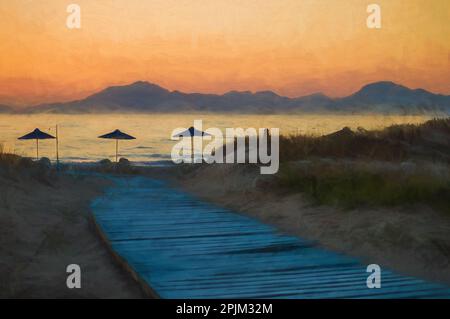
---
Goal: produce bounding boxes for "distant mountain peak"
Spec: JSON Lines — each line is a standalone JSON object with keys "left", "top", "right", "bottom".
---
{"left": 357, "top": 81, "right": 409, "bottom": 94}
{"left": 303, "top": 92, "right": 328, "bottom": 98}
{"left": 224, "top": 90, "right": 253, "bottom": 96}
{"left": 129, "top": 81, "right": 164, "bottom": 88}
{"left": 0, "top": 104, "right": 12, "bottom": 113}
{"left": 356, "top": 81, "right": 439, "bottom": 97}
{"left": 94, "top": 81, "right": 169, "bottom": 96}
{"left": 362, "top": 81, "right": 400, "bottom": 88}
{"left": 131, "top": 80, "right": 150, "bottom": 85}
{"left": 336, "top": 81, "right": 450, "bottom": 112}
{"left": 254, "top": 90, "right": 282, "bottom": 98}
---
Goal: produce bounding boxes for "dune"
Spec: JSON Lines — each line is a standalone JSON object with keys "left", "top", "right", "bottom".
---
{"left": 0, "top": 156, "right": 144, "bottom": 298}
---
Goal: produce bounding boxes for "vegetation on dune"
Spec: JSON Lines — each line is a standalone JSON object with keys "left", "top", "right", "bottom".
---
{"left": 275, "top": 118, "right": 450, "bottom": 214}
{"left": 277, "top": 161, "right": 450, "bottom": 214}
{"left": 0, "top": 145, "right": 55, "bottom": 186}
{"left": 221, "top": 118, "right": 450, "bottom": 163}
{"left": 279, "top": 118, "right": 450, "bottom": 163}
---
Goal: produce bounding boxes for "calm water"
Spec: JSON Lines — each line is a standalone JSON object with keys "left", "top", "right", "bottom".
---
{"left": 0, "top": 113, "right": 433, "bottom": 163}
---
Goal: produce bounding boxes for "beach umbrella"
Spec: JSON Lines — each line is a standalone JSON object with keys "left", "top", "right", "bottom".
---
{"left": 172, "top": 126, "right": 211, "bottom": 162}
{"left": 18, "top": 128, "right": 55, "bottom": 160}
{"left": 98, "top": 129, "right": 135, "bottom": 162}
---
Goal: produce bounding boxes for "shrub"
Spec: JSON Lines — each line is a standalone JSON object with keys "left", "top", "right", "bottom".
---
{"left": 278, "top": 161, "right": 450, "bottom": 214}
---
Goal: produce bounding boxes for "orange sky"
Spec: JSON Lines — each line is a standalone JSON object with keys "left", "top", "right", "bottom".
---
{"left": 0, "top": 0, "right": 449, "bottom": 106}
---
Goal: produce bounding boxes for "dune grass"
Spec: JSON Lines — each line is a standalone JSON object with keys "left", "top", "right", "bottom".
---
{"left": 279, "top": 118, "right": 450, "bottom": 163}
{"left": 274, "top": 118, "right": 450, "bottom": 213}
{"left": 0, "top": 144, "right": 22, "bottom": 166}
{"left": 278, "top": 161, "right": 450, "bottom": 214}
{"left": 221, "top": 118, "right": 449, "bottom": 163}
{"left": 0, "top": 145, "right": 56, "bottom": 187}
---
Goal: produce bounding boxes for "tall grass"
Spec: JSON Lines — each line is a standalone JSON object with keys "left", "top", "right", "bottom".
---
{"left": 278, "top": 161, "right": 450, "bottom": 214}
{"left": 0, "top": 143, "right": 23, "bottom": 167}
{"left": 0, "top": 145, "right": 55, "bottom": 185}
{"left": 275, "top": 118, "right": 450, "bottom": 213}
{"left": 279, "top": 118, "right": 450, "bottom": 163}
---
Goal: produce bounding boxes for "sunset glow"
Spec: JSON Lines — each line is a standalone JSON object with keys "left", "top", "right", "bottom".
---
{"left": 0, "top": 0, "right": 449, "bottom": 106}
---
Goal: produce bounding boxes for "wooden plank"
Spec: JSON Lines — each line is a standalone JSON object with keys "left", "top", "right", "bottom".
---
{"left": 91, "top": 176, "right": 450, "bottom": 299}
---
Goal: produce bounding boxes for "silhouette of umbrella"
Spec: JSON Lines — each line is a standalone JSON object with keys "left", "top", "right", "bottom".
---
{"left": 18, "top": 128, "right": 55, "bottom": 160}
{"left": 98, "top": 129, "right": 135, "bottom": 162}
{"left": 172, "top": 126, "right": 211, "bottom": 162}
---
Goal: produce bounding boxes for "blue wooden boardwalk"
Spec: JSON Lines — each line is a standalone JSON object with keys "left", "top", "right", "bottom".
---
{"left": 91, "top": 176, "right": 450, "bottom": 298}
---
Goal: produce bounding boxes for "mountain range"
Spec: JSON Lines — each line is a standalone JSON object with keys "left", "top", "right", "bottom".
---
{"left": 0, "top": 104, "right": 12, "bottom": 113}
{"left": 8, "top": 81, "right": 450, "bottom": 114}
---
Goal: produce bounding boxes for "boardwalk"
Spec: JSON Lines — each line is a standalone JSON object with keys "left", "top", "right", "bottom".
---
{"left": 91, "top": 176, "right": 450, "bottom": 298}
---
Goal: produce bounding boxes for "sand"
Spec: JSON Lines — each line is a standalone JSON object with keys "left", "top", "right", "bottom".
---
{"left": 0, "top": 168, "right": 144, "bottom": 298}
{"left": 168, "top": 164, "right": 450, "bottom": 286}
{"left": 3, "top": 159, "right": 449, "bottom": 298}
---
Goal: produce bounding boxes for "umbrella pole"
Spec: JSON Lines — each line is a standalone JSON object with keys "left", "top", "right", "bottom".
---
{"left": 36, "top": 138, "right": 39, "bottom": 160}
{"left": 115, "top": 139, "right": 118, "bottom": 163}
{"left": 56, "top": 125, "right": 59, "bottom": 170}
{"left": 191, "top": 136, "right": 194, "bottom": 163}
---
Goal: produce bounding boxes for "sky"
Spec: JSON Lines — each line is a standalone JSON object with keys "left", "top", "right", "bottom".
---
{"left": 0, "top": 0, "right": 449, "bottom": 106}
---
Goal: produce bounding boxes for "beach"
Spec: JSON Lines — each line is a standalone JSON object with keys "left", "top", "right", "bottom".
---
{"left": 1, "top": 118, "right": 450, "bottom": 297}
{"left": 0, "top": 158, "right": 144, "bottom": 298}
{"left": 1, "top": 160, "right": 449, "bottom": 297}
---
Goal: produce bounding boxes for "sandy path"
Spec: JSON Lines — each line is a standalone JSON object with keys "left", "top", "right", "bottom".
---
{"left": 0, "top": 170, "right": 144, "bottom": 298}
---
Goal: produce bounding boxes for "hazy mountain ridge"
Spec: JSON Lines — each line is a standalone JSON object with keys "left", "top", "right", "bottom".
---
{"left": 334, "top": 82, "right": 450, "bottom": 113}
{"left": 0, "top": 104, "right": 12, "bottom": 113}
{"left": 12, "top": 81, "right": 450, "bottom": 114}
